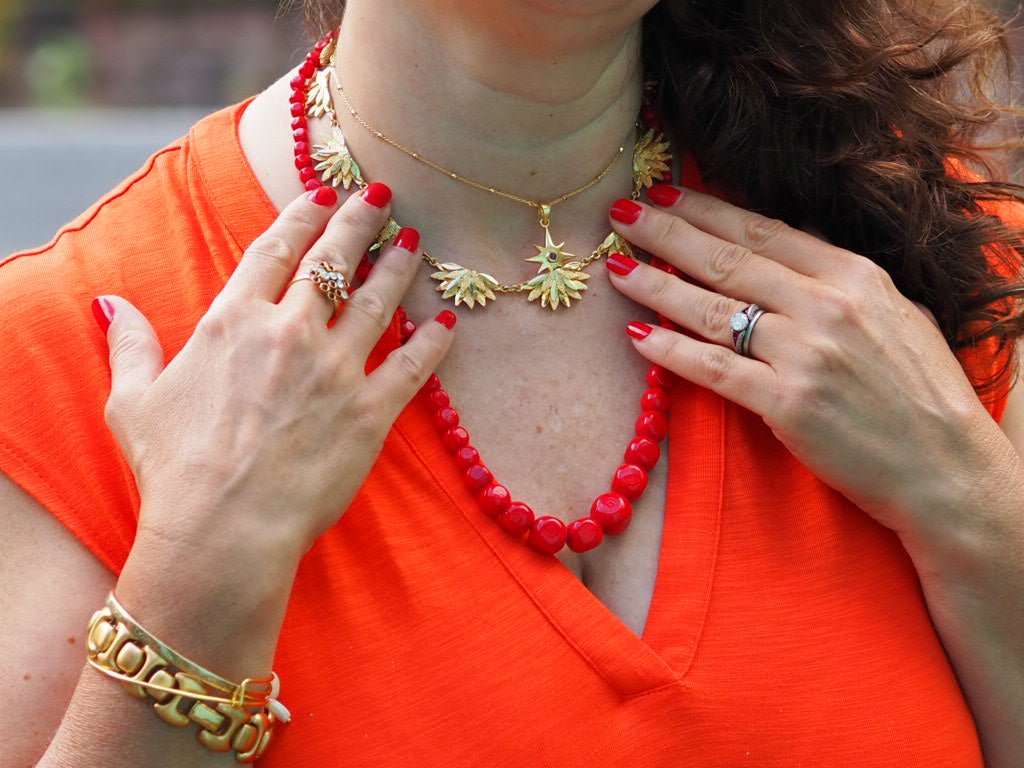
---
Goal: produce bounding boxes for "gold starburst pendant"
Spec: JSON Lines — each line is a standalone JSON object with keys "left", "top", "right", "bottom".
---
{"left": 523, "top": 209, "right": 590, "bottom": 310}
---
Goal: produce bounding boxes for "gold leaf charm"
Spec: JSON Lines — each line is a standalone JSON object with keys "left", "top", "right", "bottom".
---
{"left": 593, "top": 231, "right": 634, "bottom": 261}
{"left": 633, "top": 128, "right": 672, "bottom": 196}
{"left": 431, "top": 263, "right": 500, "bottom": 309}
{"left": 525, "top": 263, "right": 590, "bottom": 311}
{"left": 311, "top": 128, "right": 363, "bottom": 190}
{"left": 370, "top": 218, "right": 402, "bottom": 253}
{"left": 319, "top": 39, "right": 337, "bottom": 68}
{"left": 306, "top": 68, "right": 332, "bottom": 120}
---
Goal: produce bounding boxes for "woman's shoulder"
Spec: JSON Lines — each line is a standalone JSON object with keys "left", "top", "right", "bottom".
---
{"left": 0, "top": 100, "right": 269, "bottom": 574}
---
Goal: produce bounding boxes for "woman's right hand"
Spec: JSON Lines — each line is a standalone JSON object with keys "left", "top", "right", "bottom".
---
{"left": 96, "top": 182, "right": 453, "bottom": 562}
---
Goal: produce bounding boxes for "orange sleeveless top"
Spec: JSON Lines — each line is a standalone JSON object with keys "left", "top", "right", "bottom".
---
{"left": 0, "top": 100, "right": 1013, "bottom": 766}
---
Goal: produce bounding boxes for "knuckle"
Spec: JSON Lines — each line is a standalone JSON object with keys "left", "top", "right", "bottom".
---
{"left": 332, "top": 206, "right": 378, "bottom": 238}
{"left": 698, "top": 346, "right": 735, "bottom": 386}
{"left": 267, "top": 308, "right": 314, "bottom": 350}
{"left": 391, "top": 347, "right": 428, "bottom": 386}
{"left": 109, "top": 327, "right": 152, "bottom": 361}
{"left": 706, "top": 242, "right": 754, "bottom": 284}
{"left": 742, "top": 215, "right": 788, "bottom": 252}
{"left": 654, "top": 214, "right": 691, "bottom": 252}
{"left": 246, "top": 235, "right": 296, "bottom": 268}
{"left": 346, "top": 289, "right": 391, "bottom": 332}
{"left": 700, "top": 295, "right": 738, "bottom": 336}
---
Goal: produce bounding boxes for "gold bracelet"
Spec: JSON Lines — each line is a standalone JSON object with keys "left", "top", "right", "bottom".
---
{"left": 85, "top": 595, "right": 286, "bottom": 763}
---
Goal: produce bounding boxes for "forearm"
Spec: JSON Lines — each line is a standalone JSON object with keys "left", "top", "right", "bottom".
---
{"left": 900, "top": 461, "right": 1024, "bottom": 768}
{"left": 37, "top": 512, "right": 301, "bottom": 767}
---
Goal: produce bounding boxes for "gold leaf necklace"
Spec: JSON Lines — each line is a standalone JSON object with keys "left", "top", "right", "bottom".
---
{"left": 306, "top": 38, "right": 672, "bottom": 311}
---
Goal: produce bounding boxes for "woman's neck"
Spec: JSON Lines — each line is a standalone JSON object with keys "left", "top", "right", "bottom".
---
{"left": 331, "top": 0, "right": 649, "bottom": 259}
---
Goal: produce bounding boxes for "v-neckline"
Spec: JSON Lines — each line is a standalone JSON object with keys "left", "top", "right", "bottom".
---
{"left": 391, "top": 374, "right": 726, "bottom": 698}
{"left": 196, "top": 96, "right": 726, "bottom": 699}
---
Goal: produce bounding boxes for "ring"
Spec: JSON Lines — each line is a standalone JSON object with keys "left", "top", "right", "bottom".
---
{"left": 730, "top": 304, "right": 765, "bottom": 357}
{"left": 287, "top": 261, "right": 350, "bottom": 316}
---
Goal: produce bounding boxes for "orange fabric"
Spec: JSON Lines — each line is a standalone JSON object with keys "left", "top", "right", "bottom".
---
{"left": 0, "top": 100, "right": 1015, "bottom": 765}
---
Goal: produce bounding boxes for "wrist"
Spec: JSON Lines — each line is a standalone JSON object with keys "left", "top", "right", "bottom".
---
{"left": 897, "top": 429, "right": 1024, "bottom": 587}
{"left": 115, "top": 511, "right": 301, "bottom": 681}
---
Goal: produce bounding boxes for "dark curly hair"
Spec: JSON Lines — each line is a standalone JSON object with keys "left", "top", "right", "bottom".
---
{"left": 296, "top": 0, "right": 1024, "bottom": 399}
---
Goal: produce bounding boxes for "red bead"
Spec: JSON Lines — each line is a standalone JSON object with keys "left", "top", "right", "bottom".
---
{"left": 299, "top": 166, "right": 318, "bottom": 183}
{"left": 479, "top": 484, "right": 512, "bottom": 518}
{"left": 402, "top": 320, "right": 417, "bottom": 338}
{"left": 528, "top": 516, "right": 567, "bottom": 554}
{"left": 646, "top": 365, "right": 672, "bottom": 389}
{"left": 290, "top": 102, "right": 306, "bottom": 118}
{"left": 291, "top": 116, "right": 307, "bottom": 131}
{"left": 289, "top": 91, "right": 305, "bottom": 105}
{"left": 465, "top": 464, "right": 493, "bottom": 493}
{"left": 590, "top": 493, "right": 633, "bottom": 536}
{"left": 299, "top": 60, "right": 316, "bottom": 79}
{"left": 498, "top": 502, "right": 535, "bottom": 535}
{"left": 289, "top": 75, "right": 305, "bottom": 90}
{"left": 624, "top": 436, "right": 661, "bottom": 470}
{"left": 636, "top": 410, "right": 669, "bottom": 441}
{"left": 428, "top": 389, "right": 451, "bottom": 409}
{"left": 443, "top": 426, "right": 470, "bottom": 451}
{"left": 454, "top": 445, "right": 480, "bottom": 471}
{"left": 566, "top": 518, "right": 604, "bottom": 553}
{"left": 612, "top": 464, "right": 649, "bottom": 501}
{"left": 424, "top": 374, "right": 442, "bottom": 392}
{"left": 433, "top": 407, "right": 460, "bottom": 430}
{"left": 294, "top": 141, "right": 310, "bottom": 156}
{"left": 293, "top": 127, "right": 309, "bottom": 143}
{"left": 304, "top": 179, "right": 322, "bottom": 191}
{"left": 295, "top": 154, "right": 312, "bottom": 169}
{"left": 641, "top": 387, "right": 670, "bottom": 413}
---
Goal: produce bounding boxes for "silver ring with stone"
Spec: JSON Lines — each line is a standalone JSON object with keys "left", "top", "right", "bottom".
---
{"left": 737, "top": 307, "right": 765, "bottom": 357}
{"left": 730, "top": 304, "right": 762, "bottom": 355}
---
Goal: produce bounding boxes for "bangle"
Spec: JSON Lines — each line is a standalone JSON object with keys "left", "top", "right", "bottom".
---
{"left": 85, "top": 592, "right": 290, "bottom": 763}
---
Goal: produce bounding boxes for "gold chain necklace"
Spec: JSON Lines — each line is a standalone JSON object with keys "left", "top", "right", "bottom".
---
{"left": 305, "top": 39, "right": 673, "bottom": 310}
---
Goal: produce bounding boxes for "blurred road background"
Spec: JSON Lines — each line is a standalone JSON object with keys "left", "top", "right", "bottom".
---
{"left": 0, "top": 1, "right": 1021, "bottom": 256}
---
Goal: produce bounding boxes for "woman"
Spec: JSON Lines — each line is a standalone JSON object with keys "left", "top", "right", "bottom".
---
{"left": 2, "top": 0, "right": 1022, "bottom": 765}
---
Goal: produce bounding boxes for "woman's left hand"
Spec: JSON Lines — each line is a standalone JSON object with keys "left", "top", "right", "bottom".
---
{"left": 605, "top": 185, "right": 1019, "bottom": 543}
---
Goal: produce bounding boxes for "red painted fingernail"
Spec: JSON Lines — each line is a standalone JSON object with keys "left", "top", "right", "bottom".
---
{"left": 626, "top": 321, "right": 653, "bottom": 340}
{"left": 606, "top": 252, "right": 639, "bottom": 276}
{"left": 91, "top": 297, "right": 114, "bottom": 334}
{"left": 610, "top": 198, "right": 642, "bottom": 225}
{"left": 362, "top": 182, "right": 392, "bottom": 208}
{"left": 436, "top": 310, "right": 457, "bottom": 330}
{"left": 308, "top": 186, "right": 338, "bottom": 207}
{"left": 394, "top": 227, "right": 420, "bottom": 252}
{"left": 647, "top": 184, "right": 683, "bottom": 207}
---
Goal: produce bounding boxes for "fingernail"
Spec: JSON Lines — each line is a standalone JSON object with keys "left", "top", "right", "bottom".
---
{"left": 606, "top": 252, "right": 639, "bottom": 276}
{"left": 436, "top": 310, "right": 457, "bottom": 330}
{"left": 362, "top": 182, "right": 392, "bottom": 208}
{"left": 91, "top": 297, "right": 114, "bottom": 333}
{"left": 394, "top": 227, "right": 420, "bottom": 252}
{"left": 610, "top": 198, "right": 643, "bottom": 225}
{"left": 626, "top": 321, "right": 653, "bottom": 340}
{"left": 647, "top": 184, "right": 683, "bottom": 207}
{"left": 308, "top": 186, "right": 338, "bottom": 207}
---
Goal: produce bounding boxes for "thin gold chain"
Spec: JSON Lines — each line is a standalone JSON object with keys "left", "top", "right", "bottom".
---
{"left": 330, "top": 64, "right": 631, "bottom": 212}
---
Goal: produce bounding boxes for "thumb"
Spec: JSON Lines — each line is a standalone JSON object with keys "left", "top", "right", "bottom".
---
{"left": 92, "top": 295, "right": 165, "bottom": 403}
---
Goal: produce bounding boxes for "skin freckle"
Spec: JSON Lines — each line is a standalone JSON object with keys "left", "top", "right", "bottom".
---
{"left": 23, "top": 672, "right": 31, "bottom": 681}
{"left": 67, "top": 636, "right": 76, "bottom": 644}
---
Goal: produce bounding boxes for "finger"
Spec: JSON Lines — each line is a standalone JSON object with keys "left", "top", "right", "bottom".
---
{"left": 625, "top": 320, "right": 778, "bottom": 416}
{"left": 332, "top": 227, "right": 423, "bottom": 360}
{"left": 605, "top": 253, "right": 792, "bottom": 361}
{"left": 645, "top": 184, "right": 851, "bottom": 279}
{"left": 220, "top": 186, "right": 341, "bottom": 304}
{"left": 279, "top": 182, "right": 394, "bottom": 321}
{"left": 609, "top": 197, "right": 813, "bottom": 310}
{"left": 95, "top": 295, "right": 166, "bottom": 443}
{"left": 366, "top": 310, "right": 457, "bottom": 423}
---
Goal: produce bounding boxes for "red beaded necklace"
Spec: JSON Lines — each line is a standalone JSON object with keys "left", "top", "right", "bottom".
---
{"left": 290, "top": 32, "right": 676, "bottom": 555}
